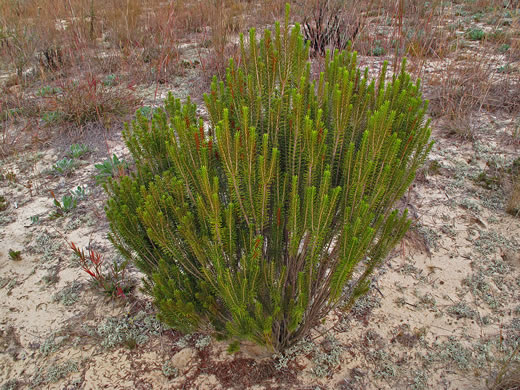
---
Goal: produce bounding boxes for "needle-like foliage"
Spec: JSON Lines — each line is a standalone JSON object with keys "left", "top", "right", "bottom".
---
{"left": 105, "top": 5, "right": 432, "bottom": 352}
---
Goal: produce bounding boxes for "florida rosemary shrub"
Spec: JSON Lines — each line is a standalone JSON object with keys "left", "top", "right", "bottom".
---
{"left": 105, "top": 7, "right": 432, "bottom": 352}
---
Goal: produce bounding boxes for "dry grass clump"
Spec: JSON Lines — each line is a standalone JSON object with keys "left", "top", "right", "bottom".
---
{"left": 427, "top": 60, "right": 493, "bottom": 138}
{"left": 343, "top": 1, "right": 449, "bottom": 60}
{"left": 427, "top": 50, "right": 520, "bottom": 138}
{"left": 508, "top": 20, "right": 520, "bottom": 61}
{"left": 506, "top": 159, "right": 520, "bottom": 217}
{"left": 0, "top": 0, "right": 183, "bottom": 81}
{"left": 0, "top": 89, "right": 42, "bottom": 156}
{"left": 463, "top": 0, "right": 516, "bottom": 14}
{"left": 488, "top": 343, "right": 520, "bottom": 390}
{"left": 44, "top": 75, "right": 140, "bottom": 128}
{"left": 474, "top": 157, "right": 520, "bottom": 217}
{"left": 507, "top": 179, "right": 520, "bottom": 217}
{"left": 205, "top": 0, "right": 245, "bottom": 76}
{"left": 172, "top": 0, "right": 208, "bottom": 33}
{"left": 0, "top": 0, "right": 278, "bottom": 86}
{"left": 404, "top": 26, "right": 455, "bottom": 59}
{"left": 487, "top": 75, "right": 520, "bottom": 114}
{"left": 0, "top": 0, "right": 83, "bottom": 77}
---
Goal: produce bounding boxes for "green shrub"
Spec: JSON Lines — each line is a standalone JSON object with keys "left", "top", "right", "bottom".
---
{"left": 105, "top": 6, "right": 432, "bottom": 353}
